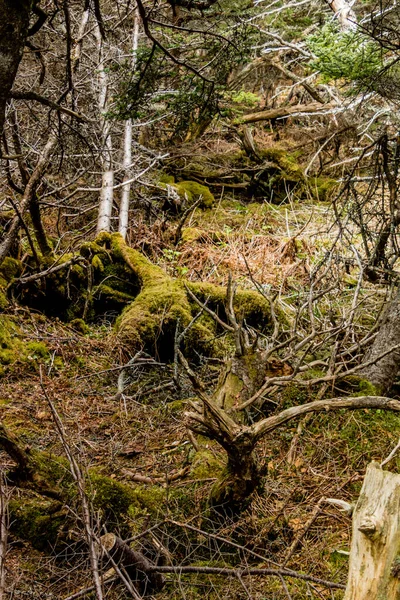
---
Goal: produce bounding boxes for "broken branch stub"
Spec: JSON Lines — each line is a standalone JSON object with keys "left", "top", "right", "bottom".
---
{"left": 344, "top": 462, "right": 400, "bottom": 600}
{"left": 100, "top": 533, "right": 165, "bottom": 595}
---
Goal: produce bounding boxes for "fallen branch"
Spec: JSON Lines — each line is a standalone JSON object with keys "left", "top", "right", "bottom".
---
{"left": 236, "top": 102, "right": 336, "bottom": 124}
{"left": 15, "top": 256, "right": 86, "bottom": 284}
{"left": 100, "top": 533, "right": 165, "bottom": 595}
{"left": 147, "top": 565, "right": 345, "bottom": 590}
{"left": 251, "top": 396, "right": 400, "bottom": 441}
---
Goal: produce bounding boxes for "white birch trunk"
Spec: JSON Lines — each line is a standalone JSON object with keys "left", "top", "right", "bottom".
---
{"left": 95, "top": 23, "right": 114, "bottom": 234}
{"left": 118, "top": 10, "right": 140, "bottom": 239}
{"left": 344, "top": 461, "right": 400, "bottom": 600}
{"left": 327, "top": 0, "right": 357, "bottom": 30}
{"left": 72, "top": 6, "right": 90, "bottom": 75}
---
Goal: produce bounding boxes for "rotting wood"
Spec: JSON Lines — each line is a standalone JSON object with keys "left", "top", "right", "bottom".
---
{"left": 344, "top": 462, "right": 400, "bottom": 600}
{"left": 100, "top": 533, "right": 165, "bottom": 595}
{"left": 236, "top": 102, "right": 336, "bottom": 125}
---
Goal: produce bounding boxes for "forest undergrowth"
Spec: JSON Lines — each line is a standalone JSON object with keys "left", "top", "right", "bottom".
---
{"left": 1, "top": 176, "right": 398, "bottom": 599}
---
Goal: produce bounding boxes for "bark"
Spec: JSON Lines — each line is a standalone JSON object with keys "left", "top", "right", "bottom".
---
{"left": 187, "top": 395, "right": 400, "bottom": 512}
{"left": 237, "top": 102, "right": 335, "bottom": 125}
{"left": 0, "top": 130, "right": 57, "bottom": 267}
{"left": 100, "top": 533, "right": 165, "bottom": 595}
{"left": 95, "top": 23, "right": 114, "bottom": 234}
{"left": 29, "top": 197, "right": 52, "bottom": 256}
{"left": 359, "top": 287, "right": 400, "bottom": 394}
{"left": 0, "top": 0, "right": 32, "bottom": 136}
{"left": 213, "top": 350, "right": 269, "bottom": 414}
{"left": 326, "top": 0, "right": 357, "bottom": 31}
{"left": 344, "top": 462, "right": 400, "bottom": 600}
{"left": 119, "top": 10, "right": 140, "bottom": 240}
{"left": 209, "top": 433, "right": 260, "bottom": 512}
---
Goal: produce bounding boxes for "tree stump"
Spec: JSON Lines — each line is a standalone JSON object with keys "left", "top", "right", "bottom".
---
{"left": 100, "top": 533, "right": 165, "bottom": 595}
{"left": 344, "top": 461, "right": 400, "bottom": 600}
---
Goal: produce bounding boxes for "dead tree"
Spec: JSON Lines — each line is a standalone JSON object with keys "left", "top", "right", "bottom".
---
{"left": 344, "top": 461, "right": 400, "bottom": 600}
{"left": 180, "top": 263, "right": 400, "bottom": 511}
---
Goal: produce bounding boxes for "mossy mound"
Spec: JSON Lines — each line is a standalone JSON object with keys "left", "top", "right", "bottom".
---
{"left": 167, "top": 144, "right": 308, "bottom": 202}
{"left": 9, "top": 497, "right": 67, "bottom": 551}
{"left": 0, "top": 315, "right": 50, "bottom": 376}
{"left": 117, "top": 253, "right": 272, "bottom": 361}
{"left": 89, "top": 471, "right": 136, "bottom": 523}
{"left": 160, "top": 177, "right": 215, "bottom": 210}
{"left": 175, "top": 180, "right": 215, "bottom": 208}
{"left": 14, "top": 235, "right": 140, "bottom": 323}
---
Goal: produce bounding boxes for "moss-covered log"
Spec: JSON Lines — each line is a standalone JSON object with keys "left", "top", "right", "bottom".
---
{"left": 4, "top": 233, "right": 271, "bottom": 361}
{"left": 112, "top": 233, "right": 271, "bottom": 359}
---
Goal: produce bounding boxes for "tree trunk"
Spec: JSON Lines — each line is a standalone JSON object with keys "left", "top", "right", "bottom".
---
{"left": 359, "top": 287, "right": 400, "bottom": 394}
{"left": 0, "top": 0, "right": 32, "bottom": 135}
{"left": 344, "top": 462, "right": 400, "bottom": 600}
{"left": 95, "top": 23, "right": 114, "bottom": 234}
{"left": 209, "top": 434, "right": 260, "bottom": 513}
{"left": 119, "top": 10, "right": 140, "bottom": 240}
{"left": 0, "top": 130, "right": 57, "bottom": 267}
{"left": 213, "top": 350, "right": 269, "bottom": 413}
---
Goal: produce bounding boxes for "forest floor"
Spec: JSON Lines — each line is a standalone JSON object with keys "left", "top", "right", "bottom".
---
{"left": 2, "top": 185, "right": 400, "bottom": 599}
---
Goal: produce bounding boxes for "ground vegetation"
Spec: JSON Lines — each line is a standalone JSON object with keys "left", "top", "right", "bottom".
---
{"left": 3, "top": 0, "right": 400, "bottom": 598}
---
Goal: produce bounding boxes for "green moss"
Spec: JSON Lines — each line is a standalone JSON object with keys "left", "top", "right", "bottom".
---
{"left": 191, "top": 450, "right": 224, "bottom": 480}
{"left": 117, "top": 278, "right": 209, "bottom": 359}
{"left": 188, "top": 281, "right": 271, "bottom": 330}
{"left": 110, "top": 232, "right": 165, "bottom": 287}
{"left": 129, "top": 485, "right": 194, "bottom": 519}
{"left": 80, "top": 240, "right": 110, "bottom": 259}
{"left": 166, "top": 399, "right": 187, "bottom": 415}
{"left": 175, "top": 181, "right": 215, "bottom": 209}
{"left": 261, "top": 147, "right": 304, "bottom": 181}
{"left": 69, "top": 318, "right": 90, "bottom": 334}
{"left": 89, "top": 471, "right": 136, "bottom": 520}
{"left": 0, "top": 256, "right": 22, "bottom": 281}
{"left": 337, "top": 375, "right": 379, "bottom": 397}
{"left": 312, "top": 176, "right": 338, "bottom": 201}
{"left": 0, "top": 315, "right": 24, "bottom": 371}
{"left": 159, "top": 174, "right": 175, "bottom": 184}
{"left": 95, "top": 284, "right": 136, "bottom": 303}
{"left": 26, "top": 341, "right": 49, "bottom": 360}
{"left": 281, "top": 383, "right": 309, "bottom": 408}
{"left": 0, "top": 290, "right": 8, "bottom": 310}
{"left": 130, "top": 486, "right": 167, "bottom": 515}
{"left": 91, "top": 254, "right": 104, "bottom": 272}
{"left": 180, "top": 227, "right": 208, "bottom": 244}
{"left": 9, "top": 498, "right": 66, "bottom": 550}
{"left": 30, "top": 453, "right": 72, "bottom": 491}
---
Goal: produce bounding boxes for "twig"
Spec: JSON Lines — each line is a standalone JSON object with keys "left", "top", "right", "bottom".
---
{"left": 15, "top": 256, "right": 86, "bottom": 284}
{"left": 381, "top": 437, "right": 400, "bottom": 467}
{"left": 39, "top": 369, "right": 104, "bottom": 600}
{"left": 0, "top": 473, "right": 8, "bottom": 600}
{"left": 148, "top": 565, "right": 345, "bottom": 590}
{"left": 282, "top": 497, "right": 326, "bottom": 565}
